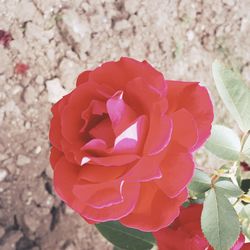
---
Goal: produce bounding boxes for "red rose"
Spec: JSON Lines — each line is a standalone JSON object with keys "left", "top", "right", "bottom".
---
{"left": 153, "top": 204, "right": 246, "bottom": 249}
{"left": 49, "top": 57, "right": 213, "bottom": 231}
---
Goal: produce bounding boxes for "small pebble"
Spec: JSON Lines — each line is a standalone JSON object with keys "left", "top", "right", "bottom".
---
{"left": 34, "top": 146, "right": 41, "bottom": 154}
{"left": 0, "top": 169, "right": 8, "bottom": 182}
{"left": 23, "top": 86, "right": 37, "bottom": 104}
{"left": 64, "top": 243, "right": 75, "bottom": 250}
{"left": 16, "top": 155, "right": 31, "bottom": 166}
{"left": 46, "top": 78, "right": 67, "bottom": 103}
{"left": 35, "top": 75, "right": 44, "bottom": 85}
{"left": 24, "top": 121, "right": 31, "bottom": 129}
{"left": 114, "top": 20, "right": 131, "bottom": 31}
{"left": 12, "top": 85, "right": 23, "bottom": 95}
{"left": 45, "top": 165, "right": 53, "bottom": 179}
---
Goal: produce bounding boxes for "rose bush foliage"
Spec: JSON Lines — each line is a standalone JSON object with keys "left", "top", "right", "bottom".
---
{"left": 153, "top": 204, "right": 250, "bottom": 250}
{"left": 49, "top": 57, "right": 213, "bottom": 231}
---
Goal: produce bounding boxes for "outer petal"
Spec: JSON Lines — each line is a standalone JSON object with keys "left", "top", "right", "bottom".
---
{"left": 125, "top": 77, "right": 166, "bottom": 114}
{"left": 81, "top": 182, "right": 140, "bottom": 222}
{"left": 155, "top": 151, "right": 194, "bottom": 198}
{"left": 61, "top": 82, "right": 113, "bottom": 147}
{"left": 50, "top": 147, "right": 63, "bottom": 169}
{"left": 167, "top": 81, "right": 213, "bottom": 150}
{"left": 76, "top": 70, "right": 91, "bottom": 86}
{"left": 171, "top": 108, "right": 198, "bottom": 149}
{"left": 53, "top": 157, "right": 80, "bottom": 204}
{"left": 90, "top": 57, "right": 166, "bottom": 94}
{"left": 120, "top": 183, "right": 188, "bottom": 232}
{"left": 49, "top": 94, "right": 70, "bottom": 150}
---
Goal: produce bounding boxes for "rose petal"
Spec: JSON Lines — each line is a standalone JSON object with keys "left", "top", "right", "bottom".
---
{"left": 228, "top": 234, "right": 245, "bottom": 250}
{"left": 76, "top": 70, "right": 91, "bottom": 86}
{"left": 49, "top": 94, "right": 70, "bottom": 150}
{"left": 81, "top": 182, "right": 140, "bottom": 222}
{"left": 53, "top": 157, "right": 80, "bottom": 204}
{"left": 114, "top": 115, "right": 148, "bottom": 154}
{"left": 73, "top": 180, "right": 125, "bottom": 208}
{"left": 89, "top": 154, "right": 140, "bottom": 166}
{"left": 153, "top": 228, "right": 189, "bottom": 250}
{"left": 89, "top": 118, "right": 116, "bottom": 147}
{"left": 155, "top": 151, "right": 194, "bottom": 198}
{"left": 143, "top": 100, "right": 173, "bottom": 155}
{"left": 171, "top": 108, "right": 198, "bottom": 149}
{"left": 123, "top": 149, "right": 167, "bottom": 182}
{"left": 241, "top": 243, "right": 250, "bottom": 250}
{"left": 167, "top": 81, "right": 213, "bottom": 150}
{"left": 120, "top": 183, "right": 188, "bottom": 232}
{"left": 178, "top": 204, "right": 203, "bottom": 226}
{"left": 50, "top": 147, "right": 63, "bottom": 168}
{"left": 78, "top": 164, "right": 128, "bottom": 182}
{"left": 125, "top": 77, "right": 165, "bottom": 114}
{"left": 90, "top": 57, "right": 166, "bottom": 94}
{"left": 61, "top": 82, "right": 110, "bottom": 144}
{"left": 80, "top": 99, "right": 107, "bottom": 132}
{"left": 106, "top": 90, "right": 137, "bottom": 136}
{"left": 81, "top": 139, "right": 108, "bottom": 155}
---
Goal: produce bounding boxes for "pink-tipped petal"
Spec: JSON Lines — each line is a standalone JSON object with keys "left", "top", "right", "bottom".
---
{"left": 73, "top": 180, "right": 124, "bottom": 208}
{"left": 81, "top": 182, "right": 140, "bottom": 222}
{"left": 106, "top": 90, "right": 137, "bottom": 136}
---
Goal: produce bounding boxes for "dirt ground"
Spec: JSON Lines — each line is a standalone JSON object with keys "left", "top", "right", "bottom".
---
{"left": 0, "top": 0, "right": 250, "bottom": 249}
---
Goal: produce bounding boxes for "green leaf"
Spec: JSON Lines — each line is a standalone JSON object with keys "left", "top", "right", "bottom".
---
{"left": 215, "top": 180, "right": 243, "bottom": 197}
{"left": 205, "top": 125, "right": 241, "bottom": 161}
{"left": 96, "top": 221, "right": 155, "bottom": 250}
{"left": 188, "top": 169, "right": 211, "bottom": 194}
{"left": 201, "top": 188, "right": 240, "bottom": 250}
{"left": 239, "top": 204, "right": 250, "bottom": 239}
{"left": 243, "top": 135, "right": 250, "bottom": 158}
{"left": 212, "top": 60, "right": 250, "bottom": 132}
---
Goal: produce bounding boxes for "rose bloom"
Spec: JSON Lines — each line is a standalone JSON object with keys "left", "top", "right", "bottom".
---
{"left": 49, "top": 57, "right": 213, "bottom": 231}
{"left": 153, "top": 204, "right": 250, "bottom": 249}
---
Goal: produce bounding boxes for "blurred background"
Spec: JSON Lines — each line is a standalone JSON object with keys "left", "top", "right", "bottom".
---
{"left": 0, "top": 0, "right": 249, "bottom": 249}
